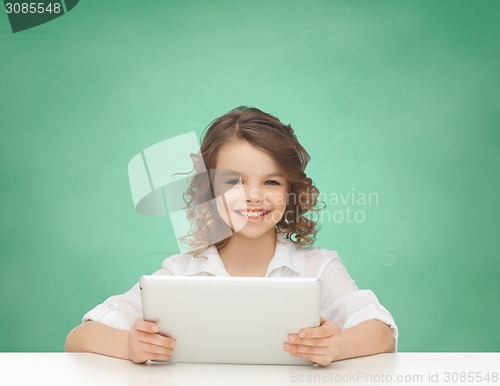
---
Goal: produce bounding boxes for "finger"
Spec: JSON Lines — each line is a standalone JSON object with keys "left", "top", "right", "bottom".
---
{"left": 148, "top": 352, "right": 173, "bottom": 362}
{"left": 132, "top": 351, "right": 172, "bottom": 363}
{"left": 287, "top": 335, "right": 335, "bottom": 347}
{"left": 136, "top": 340, "right": 175, "bottom": 357}
{"left": 285, "top": 342, "right": 333, "bottom": 367}
{"left": 298, "top": 321, "right": 340, "bottom": 339}
{"left": 284, "top": 343, "right": 327, "bottom": 356}
{"left": 135, "top": 330, "right": 176, "bottom": 349}
{"left": 293, "top": 352, "right": 332, "bottom": 367}
{"left": 134, "top": 318, "right": 160, "bottom": 333}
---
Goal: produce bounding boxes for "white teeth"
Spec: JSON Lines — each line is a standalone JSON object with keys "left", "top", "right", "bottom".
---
{"left": 238, "top": 211, "right": 267, "bottom": 217}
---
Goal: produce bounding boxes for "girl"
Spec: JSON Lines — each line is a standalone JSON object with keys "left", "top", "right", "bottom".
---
{"left": 65, "top": 106, "right": 397, "bottom": 366}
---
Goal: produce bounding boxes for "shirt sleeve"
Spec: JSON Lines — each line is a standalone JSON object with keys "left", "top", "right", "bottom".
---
{"left": 319, "top": 256, "right": 399, "bottom": 351}
{"left": 82, "top": 267, "right": 171, "bottom": 330}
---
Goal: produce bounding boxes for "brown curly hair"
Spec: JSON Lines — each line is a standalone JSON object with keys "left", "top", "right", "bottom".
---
{"left": 181, "top": 106, "right": 321, "bottom": 254}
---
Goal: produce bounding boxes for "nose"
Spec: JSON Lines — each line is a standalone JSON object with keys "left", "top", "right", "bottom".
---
{"left": 245, "top": 185, "right": 262, "bottom": 203}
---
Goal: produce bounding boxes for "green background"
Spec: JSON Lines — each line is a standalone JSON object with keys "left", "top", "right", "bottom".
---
{"left": 1, "top": 0, "right": 499, "bottom": 352}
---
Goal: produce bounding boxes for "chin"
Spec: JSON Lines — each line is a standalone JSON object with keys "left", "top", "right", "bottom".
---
{"left": 232, "top": 225, "right": 277, "bottom": 240}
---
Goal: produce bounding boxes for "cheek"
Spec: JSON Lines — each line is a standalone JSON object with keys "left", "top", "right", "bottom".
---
{"left": 270, "top": 191, "right": 288, "bottom": 209}
{"left": 215, "top": 196, "right": 226, "bottom": 219}
{"left": 214, "top": 184, "right": 247, "bottom": 205}
{"left": 223, "top": 187, "right": 247, "bottom": 204}
{"left": 214, "top": 190, "right": 245, "bottom": 221}
{"left": 215, "top": 193, "right": 248, "bottom": 232}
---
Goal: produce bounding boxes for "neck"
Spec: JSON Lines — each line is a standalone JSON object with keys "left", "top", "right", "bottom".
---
{"left": 218, "top": 229, "right": 277, "bottom": 277}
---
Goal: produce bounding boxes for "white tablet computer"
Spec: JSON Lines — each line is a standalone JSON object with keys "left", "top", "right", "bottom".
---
{"left": 139, "top": 275, "right": 321, "bottom": 365}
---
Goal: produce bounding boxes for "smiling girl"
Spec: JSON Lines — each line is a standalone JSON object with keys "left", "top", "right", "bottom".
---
{"left": 65, "top": 106, "right": 398, "bottom": 366}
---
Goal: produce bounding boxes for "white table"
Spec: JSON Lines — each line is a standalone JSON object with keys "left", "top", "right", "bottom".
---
{"left": 0, "top": 353, "right": 498, "bottom": 385}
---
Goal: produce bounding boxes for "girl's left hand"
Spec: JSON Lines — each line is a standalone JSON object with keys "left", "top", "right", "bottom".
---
{"left": 284, "top": 316, "right": 342, "bottom": 366}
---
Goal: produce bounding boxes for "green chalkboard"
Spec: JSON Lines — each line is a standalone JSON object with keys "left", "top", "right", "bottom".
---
{"left": 1, "top": 0, "right": 499, "bottom": 353}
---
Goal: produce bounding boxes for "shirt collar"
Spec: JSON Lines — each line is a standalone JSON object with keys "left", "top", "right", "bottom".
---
{"left": 184, "top": 246, "right": 229, "bottom": 276}
{"left": 264, "top": 232, "right": 303, "bottom": 276}
{"left": 184, "top": 232, "right": 303, "bottom": 277}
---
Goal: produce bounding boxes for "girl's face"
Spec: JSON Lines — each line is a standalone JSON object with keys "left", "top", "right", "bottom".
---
{"left": 212, "top": 140, "right": 288, "bottom": 241}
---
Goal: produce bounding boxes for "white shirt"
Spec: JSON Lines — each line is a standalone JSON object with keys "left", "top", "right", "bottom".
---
{"left": 83, "top": 233, "right": 398, "bottom": 349}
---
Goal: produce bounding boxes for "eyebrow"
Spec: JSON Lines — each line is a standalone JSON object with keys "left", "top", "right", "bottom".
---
{"left": 215, "top": 170, "right": 285, "bottom": 179}
{"left": 264, "top": 172, "right": 285, "bottom": 178}
{"left": 216, "top": 170, "right": 240, "bottom": 177}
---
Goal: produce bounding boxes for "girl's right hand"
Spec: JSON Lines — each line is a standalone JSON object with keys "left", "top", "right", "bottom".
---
{"left": 127, "top": 318, "right": 176, "bottom": 364}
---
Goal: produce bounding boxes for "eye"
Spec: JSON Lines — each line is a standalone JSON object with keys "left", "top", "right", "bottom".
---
{"left": 226, "top": 179, "right": 243, "bottom": 185}
{"left": 264, "top": 180, "right": 280, "bottom": 186}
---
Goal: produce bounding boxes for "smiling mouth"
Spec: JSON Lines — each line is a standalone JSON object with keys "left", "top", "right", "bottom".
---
{"left": 234, "top": 210, "right": 271, "bottom": 219}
